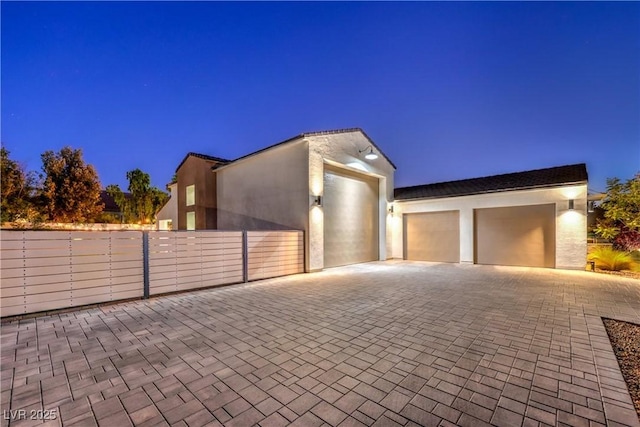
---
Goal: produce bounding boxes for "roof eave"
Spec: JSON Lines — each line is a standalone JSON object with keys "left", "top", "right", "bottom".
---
{"left": 303, "top": 128, "right": 397, "bottom": 169}
{"left": 395, "top": 180, "right": 588, "bottom": 202}
{"left": 211, "top": 135, "right": 307, "bottom": 173}
{"left": 175, "top": 152, "right": 231, "bottom": 173}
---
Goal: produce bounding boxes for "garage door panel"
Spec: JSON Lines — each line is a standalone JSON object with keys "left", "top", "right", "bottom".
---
{"left": 475, "top": 204, "right": 555, "bottom": 268}
{"left": 404, "top": 211, "right": 460, "bottom": 262}
{"left": 324, "top": 165, "right": 379, "bottom": 268}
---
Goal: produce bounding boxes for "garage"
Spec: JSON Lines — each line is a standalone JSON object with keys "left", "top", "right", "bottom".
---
{"left": 403, "top": 211, "right": 460, "bottom": 262}
{"left": 323, "top": 164, "right": 379, "bottom": 268}
{"left": 474, "top": 204, "right": 556, "bottom": 268}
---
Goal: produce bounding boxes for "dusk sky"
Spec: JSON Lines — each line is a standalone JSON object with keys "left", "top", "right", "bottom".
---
{"left": 2, "top": 2, "right": 638, "bottom": 193}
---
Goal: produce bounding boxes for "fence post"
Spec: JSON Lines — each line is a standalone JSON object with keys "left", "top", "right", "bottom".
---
{"left": 143, "top": 231, "right": 150, "bottom": 299}
{"left": 242, "top": 231, "right": 248, "bottom": 282}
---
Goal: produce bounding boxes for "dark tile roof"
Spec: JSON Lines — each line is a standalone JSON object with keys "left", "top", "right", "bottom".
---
{"left": 176, "top": 152, "right": 231, "bottom": 172}
{"left": 213, "top": 128, "right": 396, "bottom": 170}
{"left": 100, "top": 190, "right": 131, "bottom": 213}
{"left": 394, "top": 163, "right": 588, "bottom": 201}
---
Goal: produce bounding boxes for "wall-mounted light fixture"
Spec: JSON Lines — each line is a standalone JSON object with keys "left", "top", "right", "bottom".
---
{"left": 568, "top": 199, "right": 575, "bottom": 210}
{"left": 587, "top": 201, "right": 595, "bottom": 213}
{"left": 388, "top": 204, "right": 394, "bottom": 214}
{"left": 313, "top": 195, "right": 322, "bottom": 207}
{"left": 359, "top": 145, "right": 378, "bottom": 160}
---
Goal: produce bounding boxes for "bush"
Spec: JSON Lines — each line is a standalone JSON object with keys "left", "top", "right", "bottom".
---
{"left": 613, "top": 229, "right": 640, "bottom": 252}
{"left": 588, "top": 246, "right": 635, "bottom": 271}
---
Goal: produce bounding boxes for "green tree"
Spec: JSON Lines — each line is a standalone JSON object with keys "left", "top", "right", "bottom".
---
{"left": 107, "top": 168, "right": 168, "bottom": 224}
{"left": 1, "top": 147, "right": 41, "bottom": 223}
{"left": 41, "top": 147, "right": 104, "bottom": 222}
{"left": 594, "top": 173, "right": 640, "bottom": 250}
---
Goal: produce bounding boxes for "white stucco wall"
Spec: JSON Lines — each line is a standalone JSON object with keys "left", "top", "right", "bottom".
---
{"left": 215, "top": 130, "right": 395, "bottom": 272}
{"left": 216, "top": 139, "right": 310, "bottom": 232}
{"left": 306, "top": 131, "right": 395, "bottom": 271}
{"left": 156, "top": 183, "right": 178, "bottom": 230}
{"left": 391, "top": 184, "right": 588, "bottom": 269}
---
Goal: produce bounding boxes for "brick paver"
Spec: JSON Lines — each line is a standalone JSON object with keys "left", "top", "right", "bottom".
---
{"left": 1, "top": 261, "right": 639, "bottom": 426}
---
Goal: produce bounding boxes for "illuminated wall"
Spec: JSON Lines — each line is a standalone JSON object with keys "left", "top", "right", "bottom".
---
{"left": 306, "top": 132, "right": 395, "bottom": 271}
{"left": 156, "top": 183, "right": 178, "bottom": 230}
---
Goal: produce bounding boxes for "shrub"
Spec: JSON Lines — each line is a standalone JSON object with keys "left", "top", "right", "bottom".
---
{"left": 613, "top": 229, "right": 640, "bottom": 252}
{"left": 588, "top": 246, "right": 635, "bottom": 271}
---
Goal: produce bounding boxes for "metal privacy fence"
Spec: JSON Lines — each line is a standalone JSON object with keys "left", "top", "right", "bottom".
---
{"left": 247, "top": 231, "right": 304, "bottom": 281}
{"left": 147, "top": 231, "right": 244, "bottom": 296}
{"left": 0, "top": 229, "right": 304, "bottom": 317}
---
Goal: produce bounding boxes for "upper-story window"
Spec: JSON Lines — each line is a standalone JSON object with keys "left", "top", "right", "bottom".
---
{"left": 186, "top": 185, "right": 195, "bottom": 206}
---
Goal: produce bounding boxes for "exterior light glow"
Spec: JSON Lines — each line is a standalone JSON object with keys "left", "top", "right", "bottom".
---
{"left": 346, "top": 162, "right": 368, "bottom": 172}
{"left": 359, "top": 145, "right": 379, "bottom": 161}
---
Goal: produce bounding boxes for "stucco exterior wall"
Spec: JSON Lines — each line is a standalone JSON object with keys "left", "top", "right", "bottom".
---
{"left": 306, "top": 131, "right": 395, "bottom": 271}
{"left": 176, "top": 156, "right": 222, "bottom": 230}
{"left": 156, "top": 183, "right": 177, "bottom": 230}
{"left": 216, "top": 139, "right": 310, "bottom": 233}
{"left": 392, "top": 184, "right": 587, "bottom": 270}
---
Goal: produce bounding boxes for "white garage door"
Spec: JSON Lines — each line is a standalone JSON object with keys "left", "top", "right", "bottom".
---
{"left": 323, "top": 164, "right": 379, "bottom": 268}
{"left": 404, "top": 211, "right": 460, "bottom": 263}
{"left": 475, "top": 204, "right": 556, "bottom": 268}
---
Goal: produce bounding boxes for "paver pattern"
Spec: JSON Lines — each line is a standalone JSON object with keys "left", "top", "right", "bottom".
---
{"left": 1, "top": 261, "right": 640, "bottom": 427}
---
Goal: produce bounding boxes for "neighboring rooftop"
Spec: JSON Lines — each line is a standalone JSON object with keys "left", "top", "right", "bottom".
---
{"left": 100, "top": 190, "right": 131, "bottom": 213}
{"left": 394, "top": 163, "right": 588, "bottom": 201}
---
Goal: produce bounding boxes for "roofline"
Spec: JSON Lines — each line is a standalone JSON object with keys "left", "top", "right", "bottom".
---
{"left": 223, "top": 134, "right": 306, "bottom": 168}
{"left": 394, "top": 180, "right": 588, "bottom": 201}
{"left": 394, "top": 163, "right": 588, "bottom": 201}
{"left": 395, "top": 163, "right": 587, "bottom": 193}
{"left": 301, "top": 128, "right": 396, "bottom": 169}
{"left": 211, "top": 128, "right": 397, "bottom": 173}
{"left": 175, "top": 152, "right": 231, "bottom": 173}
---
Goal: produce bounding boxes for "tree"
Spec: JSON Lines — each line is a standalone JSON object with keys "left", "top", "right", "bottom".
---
{"left": 107, "top": 168, "right": 168, "bottom": 224}
{"left": 594, "top": 173, "right": 640, "bottom": 251}
{"left": 41, "top": 147, "right": 104, "bottom": 222}
{"left": 1, "top": 147, "right": 41, "bottom": 223}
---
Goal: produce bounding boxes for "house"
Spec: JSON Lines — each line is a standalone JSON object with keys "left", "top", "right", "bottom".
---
{"left": 161, "top": 129, "right": 395, "bottom": 272}
{"left": 160, "top": 128, "right": 588, "bottom": 270}
{"left": 156, "top": 183, "right": 177, "bottom": 230}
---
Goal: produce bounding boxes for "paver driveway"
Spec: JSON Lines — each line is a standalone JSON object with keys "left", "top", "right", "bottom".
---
{"left": 2, "top": 261, "right": 640, "bottom": 427}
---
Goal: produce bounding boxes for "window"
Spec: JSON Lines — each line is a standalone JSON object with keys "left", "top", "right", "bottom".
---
{"left": 186, "top": 212, "right": 196, "bottom": 230}
{"left": 186, "top": 185, "right": 195, "bottom": 206}
{"left": 158, "top": 219, "right": 172, "bottom": 231}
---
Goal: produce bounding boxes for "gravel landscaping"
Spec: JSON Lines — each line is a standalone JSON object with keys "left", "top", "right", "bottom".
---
{"left": 595, "top": 268, "right": 640, "bottom": 280}
{"left": 604, "top": 318, "right": 640, "bottom": 419}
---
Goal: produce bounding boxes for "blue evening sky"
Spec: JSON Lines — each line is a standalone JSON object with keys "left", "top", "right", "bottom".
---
{"left": 2, "top": 1, "right": 639, "bottom": 192}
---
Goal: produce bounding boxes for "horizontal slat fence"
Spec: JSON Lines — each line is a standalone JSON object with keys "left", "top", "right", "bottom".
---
{"left": 1, "top": 229, "right": 304, "bottom": 317}
{"left": 1, "top": 230, "right": 143, "bottom": 317}
{"left": 247, "top": 231, "right": 304, "bottom": 281}
{"left": 148, "top": 231, "right": 243, "bottom": 295}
